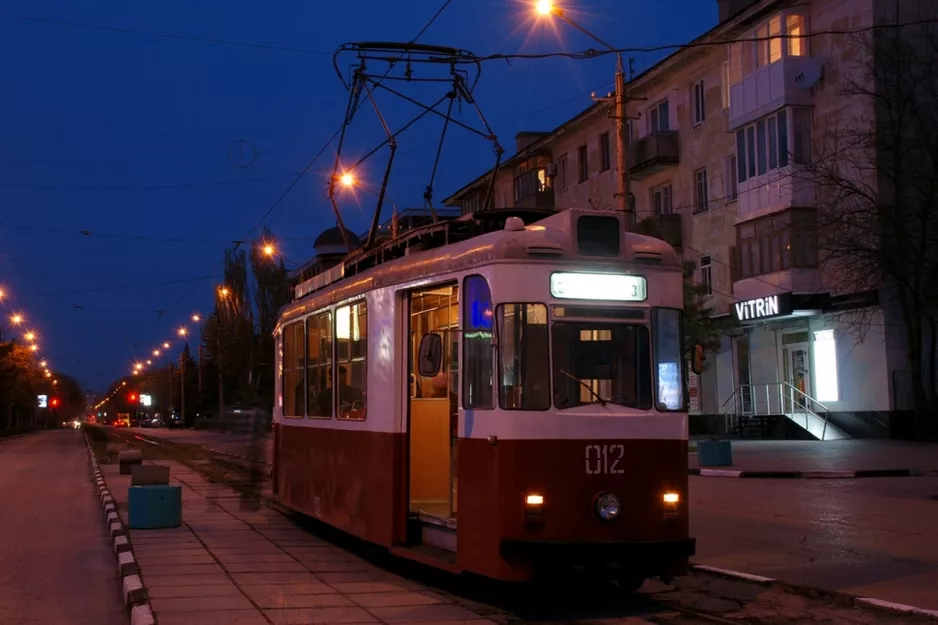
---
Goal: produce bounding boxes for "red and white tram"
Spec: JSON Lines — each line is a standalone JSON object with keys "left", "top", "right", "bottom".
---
{"left": 272, "top": 208, "right": 697, "bottom": 587}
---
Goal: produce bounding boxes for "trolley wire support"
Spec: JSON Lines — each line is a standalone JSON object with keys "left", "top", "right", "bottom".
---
{"left": 330, "top": 41, "right": 504, "bottom": 251}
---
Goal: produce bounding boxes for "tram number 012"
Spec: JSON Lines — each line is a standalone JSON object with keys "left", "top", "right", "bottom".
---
{"left": 585, "top": 444, "right": 625, "bottom": 475}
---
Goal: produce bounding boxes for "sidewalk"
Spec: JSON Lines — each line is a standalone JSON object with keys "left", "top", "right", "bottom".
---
{"left": 98, "top": 458, "right": 499, "bottom": 625}
{"left": 689, "top": 439, "right": 938, "bottom": 477}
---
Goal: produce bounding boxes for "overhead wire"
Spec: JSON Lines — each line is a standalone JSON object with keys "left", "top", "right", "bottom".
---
{"left": 118, "top": 0, "right": 457, "bottom": 381}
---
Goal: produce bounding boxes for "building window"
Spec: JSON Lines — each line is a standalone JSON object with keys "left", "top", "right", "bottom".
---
{"left": 462, "top": 275, "right": 494, "bottom": 409}
{"left": 497, "top": 303, "right": 550, "bottom": 410}
{"left": 736, "top": 109, "right": 793, "bottom": 183}
{"left": 693, "top": 80, "right": 705, "bottom": 125}
{"left": 306, "top": 312, "right": 333, "bottom": 418}
{"left": 724, "top": 155, "right": 738, "bottom": 201}
{"left": 335, "top": 301, "right": 367, "bottom": 420}
{"left": 282, "top": 321, "right": 305, "bottom": 418}
{"left": 791, "top": 107, "right": 812, "bottom": 165}
{"left": 578, "top": 144, "right": 588, "bottom": 182}
{"left": 736, "top": 209, "right": 817, "bottom": 279}
{"left": 558, "top": 154, "right": 568, "bottom": 191}
{"left": 755, "top": 16, "right": 783, "bottom": 69}
{"left": 649, "top": 100, "right": 670, "bottom": 132}
{"left": 599, "top": 132, "right": 611, "bottom": 171}
{"left": 651, "top": 184, "right": 672, "bottom": 216}
{"left": 787, "top": 14, "right": 806, "bottom": 56}
{"left": 694, "top": 168, "right": 709, "bottom": 213}
{"left": 699, "top": 255, "right": 712, "bottom": 295}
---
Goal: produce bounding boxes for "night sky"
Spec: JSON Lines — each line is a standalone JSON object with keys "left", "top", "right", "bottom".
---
{"left": 1, "top": 0, "right": 715, "bottom": 392}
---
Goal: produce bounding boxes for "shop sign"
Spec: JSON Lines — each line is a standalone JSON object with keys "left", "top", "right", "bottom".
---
{"left": 733, "top": 292, "right": 793, "bottom": 322}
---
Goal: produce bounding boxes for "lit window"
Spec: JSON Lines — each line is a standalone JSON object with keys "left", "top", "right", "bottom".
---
{"left": 813, "top": 329, "right": 839, "bottom": 402}
{"left": 787, "top": 15, "right": 805, "bottom": 56}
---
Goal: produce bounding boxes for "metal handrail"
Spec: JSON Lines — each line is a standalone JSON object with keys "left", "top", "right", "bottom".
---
{"left": 721, "top": 382, "right": 835, "bottom": 440}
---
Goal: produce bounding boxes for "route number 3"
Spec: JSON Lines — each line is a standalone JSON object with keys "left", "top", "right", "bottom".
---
{"left": 585, "top": 444, "right": 625, "bottom": 474}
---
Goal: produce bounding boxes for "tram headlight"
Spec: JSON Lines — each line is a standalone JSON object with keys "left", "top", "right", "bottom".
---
{"left": 594, "top": 492, "right": 621, "bottom": 521}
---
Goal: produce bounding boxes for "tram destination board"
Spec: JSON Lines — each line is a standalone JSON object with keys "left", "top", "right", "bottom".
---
{"left": 549, "top": 272, "right": 647, "bottom": 302}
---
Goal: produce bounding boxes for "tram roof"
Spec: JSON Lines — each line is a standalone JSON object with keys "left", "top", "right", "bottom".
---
{"left": 279, "top": 208, "right": 680, "bottom": 326}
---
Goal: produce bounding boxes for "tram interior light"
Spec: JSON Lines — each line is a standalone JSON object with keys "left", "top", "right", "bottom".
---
{"left": 525, "top": 494, "right": 544, "bottom": 506}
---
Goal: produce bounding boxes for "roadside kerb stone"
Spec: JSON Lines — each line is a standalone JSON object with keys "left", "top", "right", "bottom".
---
{"left": 689, "top": 467, "right": 938, "bottom": 478}
{"left": 83, "top": 432, "right": 156, "bottom": 625}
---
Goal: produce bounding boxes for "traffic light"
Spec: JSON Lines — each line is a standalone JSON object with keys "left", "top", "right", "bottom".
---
{"left": 128, "top": 393, "right": 137, "bottom": 402}
{"left": 50, "top": 397, "right": 60, "bottom": 408}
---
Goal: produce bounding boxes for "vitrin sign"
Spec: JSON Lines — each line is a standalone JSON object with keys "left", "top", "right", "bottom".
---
{"left": 733, "top": 293, "right": 793, "bottom": 322}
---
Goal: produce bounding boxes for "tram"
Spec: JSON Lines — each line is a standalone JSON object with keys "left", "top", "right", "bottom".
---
{"left": 271, "top": 207, "right": 698, "bottom": 587}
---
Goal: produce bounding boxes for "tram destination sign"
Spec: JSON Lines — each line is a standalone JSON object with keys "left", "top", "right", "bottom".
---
{"left": 733, "top": 292, "right": 793, "bottom": 322}
{"left": 550, "top": 272, "right": 647, "bottom": 301}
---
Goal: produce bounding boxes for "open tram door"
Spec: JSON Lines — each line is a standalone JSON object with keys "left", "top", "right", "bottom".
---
{"left": 401, "top": 284, "right": 460, "bottom": 562}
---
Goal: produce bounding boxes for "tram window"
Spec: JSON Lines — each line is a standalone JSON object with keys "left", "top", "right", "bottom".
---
{"left": 496, "top": 303, "right": 550, "bottom": 411}
{"left": 336, "top": 301, "right": 367, "bottom": 420}
{"left": 462, "top": 275, "right": 494, "bottom": 409}
{"left": 282, "top": 321, "right": 306, "bottom": 418}
{"left": 577, "top": 215, "right": 620, "bottom": 257}
{"left": 652, "top": 308, "right": 684, "bottom": 411}
{"left": 306, "top": 312, "right": 333, "bottom": 418}
{"left": 552, "top": 323, "right": 652, "bottom": 410}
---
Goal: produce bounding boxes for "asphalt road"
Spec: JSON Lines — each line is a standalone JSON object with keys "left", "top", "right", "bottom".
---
{"left": 0, "top": 431, "right": 127, "bottom": 625}
{"left": 691, "top": 474, "right": 938, "bottom": 610}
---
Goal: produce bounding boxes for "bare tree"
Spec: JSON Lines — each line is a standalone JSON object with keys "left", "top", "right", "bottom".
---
{"left": 802, "top": 12, "right": 938, "bottom": 437}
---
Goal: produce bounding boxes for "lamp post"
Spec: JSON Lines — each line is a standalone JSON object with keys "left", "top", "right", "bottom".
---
{"left": 535, "top": 1, "right": 631, "bottom": 224}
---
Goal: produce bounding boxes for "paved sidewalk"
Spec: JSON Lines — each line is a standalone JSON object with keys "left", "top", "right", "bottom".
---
{"left": 99, "top": 459, "right": 498, "bottom": 625}
{"left": 689, "top": 439, "right": 938, "bottom": 477}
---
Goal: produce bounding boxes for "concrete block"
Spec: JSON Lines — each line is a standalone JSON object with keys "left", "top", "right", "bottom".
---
{"left": 128, "top": 485, "right": 182, "bottom": 529}
{"left": 131, "top": 464, "right": 170, "bottom": 486}
{"left": 698, "top": 440, "right": 733, "bottom": 467}
{"left": 119, "top": 450, "right": 143, "bottom": 475}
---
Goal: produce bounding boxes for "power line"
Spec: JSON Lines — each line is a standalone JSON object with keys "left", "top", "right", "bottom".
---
{"left": 0, "top": 171, "right": 300, "bottom": 192}
{"left": 24, "top": 276, "right": 211, "bottom": 297}
{"left": 13, "top": 15, "right": 332, "bottom": 56}
{"left": 160, "top": 0, "right": 457, "bottom": 315}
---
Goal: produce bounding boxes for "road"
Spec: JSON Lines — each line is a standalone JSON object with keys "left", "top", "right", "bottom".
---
{"left": 0, "top": 431, "right": 127, "bottom": 625}
{"left": 691, "top": 474, "right": 938, "bottom": 610}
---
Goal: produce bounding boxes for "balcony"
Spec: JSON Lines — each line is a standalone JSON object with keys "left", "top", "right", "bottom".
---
{"left": 633, "top": 213, "right": 682, "bottom": 249}
{"left": 515, "top": 190, "right": 555, "bottom": 212}
{"left": 728, "top": 55, "right": 821, "bottom": 130}
{"left": 627, "top": 131, "right": 679, "bottom": 180}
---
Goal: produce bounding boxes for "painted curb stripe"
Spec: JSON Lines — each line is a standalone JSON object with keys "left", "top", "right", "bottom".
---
{"left": 83, "top": 432, "right": 155, "bottom": 621}
{"left": 856, "top": 597, "right": 938, "bottom": 619}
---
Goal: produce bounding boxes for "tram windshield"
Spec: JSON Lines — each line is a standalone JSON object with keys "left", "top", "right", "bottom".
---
{"left": 552, "top": 323, "right": 652, "bottom": 409}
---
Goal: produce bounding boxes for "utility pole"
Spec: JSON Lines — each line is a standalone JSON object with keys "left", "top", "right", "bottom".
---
{"left": 613, "top": 54, "right": 630, "bottom": 224}
{"left": 217, "top": 324, "right": 224, "bottom": 422}
{"left": 180, "top": 348, "right": 186, "bottom": 427}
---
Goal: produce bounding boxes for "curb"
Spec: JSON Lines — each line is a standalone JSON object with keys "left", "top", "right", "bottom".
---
{"left": 83, "top": 434, "right": 157, "bottom": 625}
{"left": 691, "top": 565, "right": 938, "bottom": 621}
{"left": 688, "top": 467, "right": 938, "bottom": 478}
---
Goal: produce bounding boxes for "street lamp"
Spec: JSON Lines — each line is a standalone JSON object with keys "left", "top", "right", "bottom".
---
{"left": 192, "top": 314, "right": 201, "bottom": 322}
{"left": 534, "top": 1, "right": 630, "bottom": 222}
{"left": 24, "top": 331, "right": 36, "bottom": 342}
{"left": 10, "top": 314, "right": 23, "bottom": 325}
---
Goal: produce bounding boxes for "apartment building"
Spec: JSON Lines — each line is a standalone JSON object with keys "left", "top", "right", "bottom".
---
{"left": 444, "top": 0, "right": 917, "bottom": 438}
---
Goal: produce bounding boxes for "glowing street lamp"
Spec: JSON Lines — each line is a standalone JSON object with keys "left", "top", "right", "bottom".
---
{"left": 153, "top": 350, "right": 160, "bottom": 357}
{"left": 262, "top": 243, "right": 276, "bottom": 257}
{"left": 162, "top": 342, "right": 170, "bottom": 349}
{"left": 532, "top": 0, "right": 630, "bottom": 220}
{"left": 40, "top": 360, "right": 47, "bottom": 368}
{"left": 534, "top": 0, "right": 555, "bottom": 15}
{"left": 178, "top": 327, "right": 188, "bottom": 337}
{"left": 217, "top": 286, "right": 230, "bottom": 298}
{"left": 192, "top": 314, "right": 201, "bottom": 322}
{"left": 146, "top": 360, "right": 152, "bottom": 365}
{"left": 24, "top": 331, "right": 36, "bottom": 342}
{"left": 29, "top": 344, "right": 38, "bottom": 352}
{"left": 10, "top": 314, "right": 22, "bottom": 325}
{"left": 339, "top": 171, "right": 356, "bottom": 188}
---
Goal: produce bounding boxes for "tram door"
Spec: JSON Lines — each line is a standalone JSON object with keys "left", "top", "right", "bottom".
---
{"left": 406, "top": 284, "right": 459, "bottom": 525}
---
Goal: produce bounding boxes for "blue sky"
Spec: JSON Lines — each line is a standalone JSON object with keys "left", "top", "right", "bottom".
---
{"left": 0, "top": 0, "right": 716, "bottom": 392}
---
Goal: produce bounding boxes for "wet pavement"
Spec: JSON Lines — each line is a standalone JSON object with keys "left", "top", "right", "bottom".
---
{"left": 689, "top": 439, "right": 938, "bottom": 472}
{"left": 0, "top": 430, "right": 127, "bottom": 625}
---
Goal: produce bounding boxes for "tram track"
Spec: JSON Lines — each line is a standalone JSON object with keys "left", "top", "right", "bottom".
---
{"left": 93, "top": 426, "right": 937, "bottom": 625}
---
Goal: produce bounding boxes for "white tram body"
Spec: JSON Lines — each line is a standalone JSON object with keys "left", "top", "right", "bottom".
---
{"left": 272, "top": 208, "right": 694, "bottom": 584}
